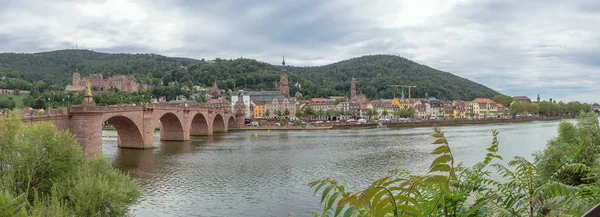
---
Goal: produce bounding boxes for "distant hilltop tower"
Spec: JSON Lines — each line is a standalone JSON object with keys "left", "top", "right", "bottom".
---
{"left": 350, "top": 78, "right": 356, "bottom": 100}
{"left": 279, "top": 55, "right": 290, "bottom": 98}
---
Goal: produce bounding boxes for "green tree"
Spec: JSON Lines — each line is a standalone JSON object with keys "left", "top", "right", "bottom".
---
{"left": 0, "top": 113, "right": 141, "bottom": 216}
{"left": 366, "top": 109, "right": 378, "bottom": 121}
{"left": 316, "top": 110, "right": 326, "bottom": 118}
{"left": 502, "top": 109, "right": 509, "bottom": 117}
{"left": 284, "top": 108, "right": 290, "bottom": 116}
{"left": 264, "top": 109, "right": 270, "bottom": 118}
{"left": 535, "top": 111, "right": 600, "bottom": 183}
{"left": 511, "top": 101, "right": 525, "bottom": 116}
{"left": 381, "top": 109, "right": 389, "bottom": 118}
{"left": 492, "top": 94, "right": 514, "bottom": 107}
{"left": 396, "top": 108, "right": 415, "bottom": 118}
{"left": 333, "top": 98, "right": 347, "bottom": 105}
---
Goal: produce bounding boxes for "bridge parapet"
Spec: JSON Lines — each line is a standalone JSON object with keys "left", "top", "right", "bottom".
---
{"left": 69, "top": 105, "right": 144, "bottom": 113}
{"left": 143, "top": 104, "right": 209, "bottom": 111}
{"left": 20, "top": 108, "right": 69, "bottom": 118}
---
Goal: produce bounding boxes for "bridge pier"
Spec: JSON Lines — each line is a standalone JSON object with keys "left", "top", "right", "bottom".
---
{"left": 69, "top": 113, "right": 104, "bottom": 157}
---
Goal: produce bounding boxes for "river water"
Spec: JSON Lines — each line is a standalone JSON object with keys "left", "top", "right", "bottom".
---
{"left": 102, "top": 120, "right": 563, "bottom": 217}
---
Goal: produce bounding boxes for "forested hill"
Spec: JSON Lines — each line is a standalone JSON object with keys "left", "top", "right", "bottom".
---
{"left": 287, "top": 55, "right": 498, "bottom": 100}
{"left": 0, "top": 49, "right": 196, "bottom": 85}
{"left": 0, "top": 50, "right": 499, "bottom": 100}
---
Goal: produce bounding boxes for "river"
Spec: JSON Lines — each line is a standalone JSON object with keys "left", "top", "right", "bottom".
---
{"left": 102, "top": 120, "right": 564, "bottom": 217}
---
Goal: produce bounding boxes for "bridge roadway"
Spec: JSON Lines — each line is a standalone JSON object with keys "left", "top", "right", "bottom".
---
{"left": 21, "top": 103, "right": 245, "bottom": 157}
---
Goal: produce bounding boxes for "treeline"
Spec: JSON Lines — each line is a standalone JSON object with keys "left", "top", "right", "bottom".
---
{"left": 0, "top": 50, "right": 499, "bottom": 101}
{"left": 511, "top": 100, "right": 592, "bottom": 116}
{"left": 492, "top": 94, "right": 594, "bottom": 116}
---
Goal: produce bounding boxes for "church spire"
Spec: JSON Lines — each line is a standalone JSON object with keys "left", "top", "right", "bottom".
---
{"left": 401, "top": 89, "right": 405, "bottom": 99}
{"left": 281, "top": 54, "right": 286, "bottom": 73}
{"left": 279, "top": 54, "right": 290, "bottom": 98}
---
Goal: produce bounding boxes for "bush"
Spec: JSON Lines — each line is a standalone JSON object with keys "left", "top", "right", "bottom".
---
{"left": 309, "top": 122, "right": 600, "bottom": 216}
{"left": 0, "top": 112, "right": 141, "bottom": 216}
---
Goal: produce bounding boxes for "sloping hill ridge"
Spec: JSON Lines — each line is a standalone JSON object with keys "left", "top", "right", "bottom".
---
{"left": 0, "top": 50, "right": 499, "bottom": 100}
{"left": 287, "top": 54, "right": 499, "bottom": 100}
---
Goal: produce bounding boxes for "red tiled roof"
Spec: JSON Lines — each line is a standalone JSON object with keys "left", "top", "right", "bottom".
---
{"left": 472, "top": 98, "right": 495, "bottom": 103}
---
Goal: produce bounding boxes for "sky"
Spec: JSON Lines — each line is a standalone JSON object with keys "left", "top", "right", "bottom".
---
{"left": 0, "top": 0, "right": 599, "bottom": 102}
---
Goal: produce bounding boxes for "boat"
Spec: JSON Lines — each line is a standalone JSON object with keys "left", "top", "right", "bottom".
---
{"left": 303, "top": 125, "right": 333, "bottom": 130}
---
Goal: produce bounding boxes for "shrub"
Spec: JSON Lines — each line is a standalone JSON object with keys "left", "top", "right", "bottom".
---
{"left": 0, "top": 112, "right": 141, "bottom": 216}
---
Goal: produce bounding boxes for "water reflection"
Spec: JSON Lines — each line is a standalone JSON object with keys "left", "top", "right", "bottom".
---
{"left": 102, "top": 120, "right": 563, "bottom": 217}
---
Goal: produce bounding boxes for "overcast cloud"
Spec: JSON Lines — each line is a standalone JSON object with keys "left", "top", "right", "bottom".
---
{"left": 0, "top": 0, "right": 598, "bottom": 102}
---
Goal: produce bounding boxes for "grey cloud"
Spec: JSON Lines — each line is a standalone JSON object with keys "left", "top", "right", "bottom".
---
{"left": 0, "top": 0, "right": 599, "bottom": 102}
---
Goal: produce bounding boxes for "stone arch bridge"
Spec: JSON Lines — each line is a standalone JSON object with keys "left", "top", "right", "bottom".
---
{"left": 21, "top": 104, "right": 245, "bottom": 157}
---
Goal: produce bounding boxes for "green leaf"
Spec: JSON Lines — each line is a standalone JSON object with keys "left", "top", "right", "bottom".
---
{"left": 430, "top": 154, "right": 452, "bottom": 165}
{"left": 343, "top": 207, "right": 357, "bottom": 217}
{"left": 424, "top": 175, "right": 448, "bottom": 185}
{"left": 394, "top": 194, "right": 420, "bottom": 208}
{"left": 432, "top": 138, "right": 447, "bottom": 145}
{"left": 374, "top": 197, "right": 393, "bottom": 215}
{"left": 314, "top": 181, "right": 329, "bottom": 195}
{"left": 429, "top": 164, "right": 451, "bottom": 173}
{"left": 334, "top": 202, "right": 345, "bottom": 217}
{"left": 430, "top": 145, "right": 450, "bottom": 154}
{"left": 397, "top": 204, "right": 423, "bottom": 216}
{"left": 321, "top": 185, "right": 334, "bottom": 204}
{"left": 326, "top": 192, "right": 342, "bottom": 211}
{"left": 432, "top": 133, "right": 444, "bottom": 138}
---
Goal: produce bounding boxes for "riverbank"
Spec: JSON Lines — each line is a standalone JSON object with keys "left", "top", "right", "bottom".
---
{"left": 231, "top": 116, "right": 572, "bottom": 131}
{"left": 382, "top": 116, "right": 570, "bottom": 129}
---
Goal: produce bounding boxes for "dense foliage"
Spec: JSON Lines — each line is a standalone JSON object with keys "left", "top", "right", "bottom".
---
{"left": 491, "top": 94, "right": 514, "bottom": 107}
{"left": 511, "top": 101, "right": 591, "bottom": 116}
{"left": 288, "top": 55, "right": 499, "bottom": 100}
{"left": 491, "top": 94, "right": 592, "bottom": 117}
{"left": 309, "top": 112, "right": 600, "bottom": 216}
{"left": 0, "top": 113, "right": 141, "bottom": 216}
{"left": 0, "top": 50, "right": 498, "bottom": 101}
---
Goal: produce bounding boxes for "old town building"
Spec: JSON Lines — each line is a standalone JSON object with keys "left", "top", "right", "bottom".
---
{"left": 468, "top": 98, "right": 498, "bottom": 118}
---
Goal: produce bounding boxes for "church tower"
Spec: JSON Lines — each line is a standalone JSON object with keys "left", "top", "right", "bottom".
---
{"left": 537, "top": 93, "right": 540, "bottom": 103}
{"left": 279, "top": 55, "right": 290, "bottom": 98}
{"left": 350, "top": 78, "right": 356, "bottom": 100}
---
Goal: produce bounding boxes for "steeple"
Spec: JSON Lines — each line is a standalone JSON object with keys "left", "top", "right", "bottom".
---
{"left": 537, "top": 93, "right": 540, "bottom": 103}
{"left": 279, "top": 55, "right": 290, "bottom": 98}
{"left": 281, "top": 54, "right": 286, "bottom": 73}
{"left": 401, "top": 89, "right": 405, "bottom": 99}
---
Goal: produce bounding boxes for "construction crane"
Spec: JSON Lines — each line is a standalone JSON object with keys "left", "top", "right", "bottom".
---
{"left": 386, "top": 85, "right": 417, "bottom": 99}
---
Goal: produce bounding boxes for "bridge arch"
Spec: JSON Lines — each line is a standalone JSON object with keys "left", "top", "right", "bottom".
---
{"left": 104, "top": 115, "right": 144, "bottom": 148}
{"left": 155, "top": 112, "right": 185, "bottom": 141}
{"left": 213, "top": 114, "right": 226, "bottom": 133}
{"left": 227, "top": 116, "right": 236, "bottom": 129}
{"left": 190, "top": 113, "right": 210, "bottom": 136}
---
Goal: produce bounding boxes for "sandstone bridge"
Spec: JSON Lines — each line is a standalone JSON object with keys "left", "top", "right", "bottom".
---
{"left": 21, "top": 103, "right": 245, "bottom": 157}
